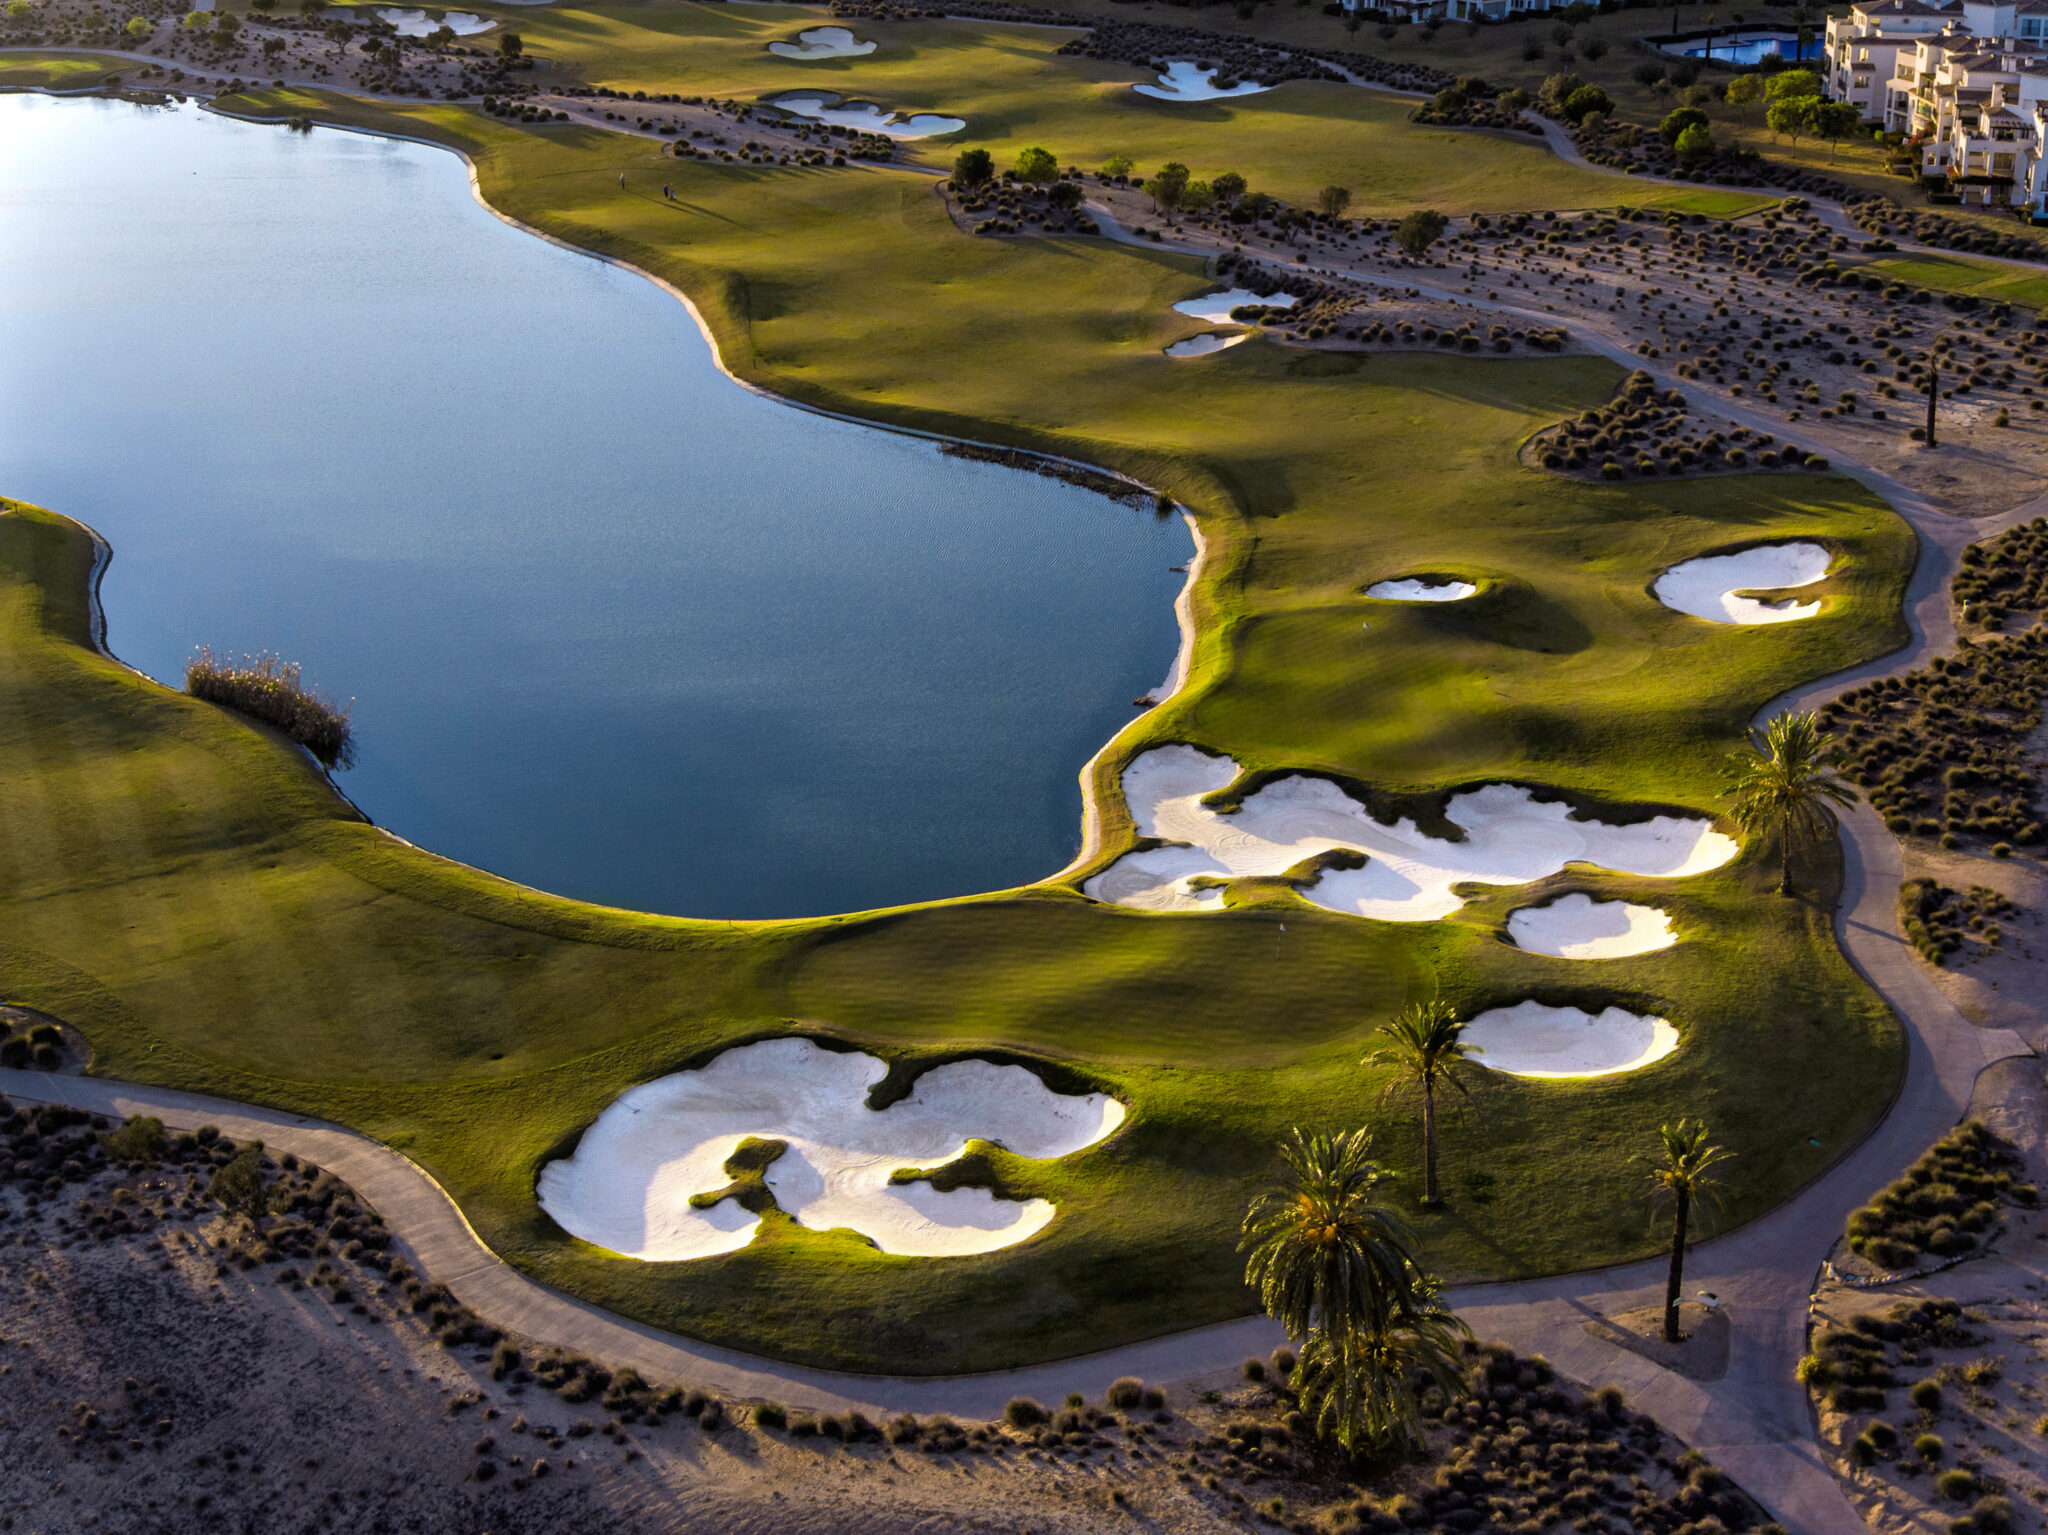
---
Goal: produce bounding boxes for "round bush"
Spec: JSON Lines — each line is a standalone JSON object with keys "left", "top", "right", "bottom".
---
{"left": 1004, "top": 1397, "right": 1048, "bottom": 1429}
{"left": 1913, "top": 1379, "right": 1944, "bottom": 1412}
{"left": 1916, "top": 1432, "right": 1945, "bottom": 1461}
{"left": 1105, "top": 1378, "right": 1144, "bottom": 1411}
{"left": 1938, "top": 1468, "right": 1979, "bottom": 1500}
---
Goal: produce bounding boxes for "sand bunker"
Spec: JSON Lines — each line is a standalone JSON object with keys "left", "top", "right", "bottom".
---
{"left": 1463, "top": 1001, "right": 1679, "bottom": 1078}
{"left": 1172, "top": 288, "right": 1298, "bottom": 325}
{"left": 1654, "top": 542, "right": 1832, "bottom": 625}
{"left": 536, "top": 1038, "right": 1125, "bottom": 1261}
{"left": 378, "top": 6, "right": 492, "bottom": 33}
{"left": 768, "top": 91, "right": 964, "bottom": 138}
{"left": 1506, "top": 893, "right": 1677, "bottom": 958}
{"left": 1135, "top": 60, "right": 1273, "bottom": 100}
{"left": 768, "top": 25, "right": 876, "bottom": 58}
{"left": 1083, "top": 746, "right": 1735, "bottom": 920}
{"left": 1164, "top": 333, "right": 1249, "bottom": 359}
{"left": 1366, "top": 577, "right": 1478, "bottom": 602}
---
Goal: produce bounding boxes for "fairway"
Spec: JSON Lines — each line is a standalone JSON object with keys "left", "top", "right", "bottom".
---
{"left": 494, "top": 1, "right": 1767, "bottom": 214}
{"left": 0, "top": 59, "right": 1919, "bottom": 1373}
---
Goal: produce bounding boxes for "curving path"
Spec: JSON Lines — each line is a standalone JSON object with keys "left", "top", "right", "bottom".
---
{"left": 9, "top": 63, "right": 2048, "bottom": 1535}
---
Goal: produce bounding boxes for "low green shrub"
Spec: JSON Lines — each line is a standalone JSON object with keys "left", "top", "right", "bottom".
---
{"left": 1916, "top": 1432, "right": 1944, "bottom": 1461}
{"left": 1106, "top": 1378, "right": 1144, "bottom": 1410}
{"left": 1938, "top": 1468, "right": 1979, "bottom": 1500}
{"left": 1005, "top": 1397, "right": 1047, "bottom": 1429}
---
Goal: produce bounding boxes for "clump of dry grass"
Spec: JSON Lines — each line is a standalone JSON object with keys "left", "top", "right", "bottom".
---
{"left": 184, "top": 647, "right": 353, "bottom": 767}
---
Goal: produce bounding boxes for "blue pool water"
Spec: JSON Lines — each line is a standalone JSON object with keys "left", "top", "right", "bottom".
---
{"left": 1679, "top": 32, "right": 1822, "bottom": 65}
{"left": 0, "top": 93, "right": 1188, "bottom": 919}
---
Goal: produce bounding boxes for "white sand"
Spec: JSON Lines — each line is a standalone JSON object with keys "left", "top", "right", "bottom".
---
{"left": 1653, "top": 541, "right": 1832, "bottom": 625}
{"left": 1134, "top": 60, "right": 1273, "bottom": 100}
{"left": 1366, "top": 577, "right": 1478, "bottom": 602}
{"left": 1463, "top": 1000, "right": 1679, "bottom": 1078}
{"left": 768, "top": 91, "right": 964, "bottom": 138}
{"left": 536, "top": 1038, "right": 1125, "bottom": 1262}
{"left": 1171, "top": 288, "right": 1298, "bottom": 325}
{"left": 1164, "top": 333, "right": 1249, "bottom": 358}
{"left": 1082, "top": 746, "right": 1736, "bottom": 919}
{"left": 378, "top": 6, "right": 492, "bottom": 32}
{"left": 1506, "top": 893, "right": 1677, "bottom": 958}
{"left": 768, "top": 25, "right": 876, "bottom": 58}
{"left": 1141, "top": 512, "right": 1202, "bottom": 705}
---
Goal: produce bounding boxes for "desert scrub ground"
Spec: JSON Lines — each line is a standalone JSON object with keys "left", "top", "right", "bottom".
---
{"left": 1822, "top": 628, "right": 2048, "bottom": 859}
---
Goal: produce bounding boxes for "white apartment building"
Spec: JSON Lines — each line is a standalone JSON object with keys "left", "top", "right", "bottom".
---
{"left": 1825, "top": 0, "right": 1958, "bottom": 116}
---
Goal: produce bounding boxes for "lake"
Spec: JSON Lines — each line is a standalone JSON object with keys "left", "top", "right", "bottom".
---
{"left": 0, "top": 93, "right": 1186, "bottom": 919}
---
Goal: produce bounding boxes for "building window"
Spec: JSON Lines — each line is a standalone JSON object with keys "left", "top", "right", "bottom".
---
{"left": 1855, "top": 75, "right": 1872, "bottom": 88}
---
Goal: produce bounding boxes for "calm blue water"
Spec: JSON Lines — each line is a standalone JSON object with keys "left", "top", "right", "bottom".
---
{"left": 1679, "top": 33, "right": 1821, "bottom": 64}
{"left": 0, "top": 94, "right": 1186, "bottom": 918}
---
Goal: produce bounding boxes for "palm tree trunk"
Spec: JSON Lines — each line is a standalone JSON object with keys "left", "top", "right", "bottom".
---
{"left": 1778, "top": 817, "right": 1794, "bottom": 896}
{"left": 1422, "top": 1082, "right": 1439, "bottom": 1206}
{"left": 1664, "top": 1187, "right": 1690, "bottom": 1344}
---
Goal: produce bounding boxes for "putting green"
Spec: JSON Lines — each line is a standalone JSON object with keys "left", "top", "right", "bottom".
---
{"left": 0, "top": 81, "right": 1910, "bottom": 1372}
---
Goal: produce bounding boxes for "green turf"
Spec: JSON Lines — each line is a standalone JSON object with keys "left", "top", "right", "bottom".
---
{"left": 487, "top": 1, "right": 1768, "bottom": 214}
{"left": 0, "top": 50, "right": 118, "bottom": 87}
{"left": 1860, "top": 251, "right": 2048, "bottom": 311}
{"left": 0, "top": 79, "right": 1915, "bottom": 1372}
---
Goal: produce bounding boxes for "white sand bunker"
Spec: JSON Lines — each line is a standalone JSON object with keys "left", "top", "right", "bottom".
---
{"left": 769, "top": 25, "right": 876, "bottom": 58}
{"left": 768, "top": 91, "right": 963, "bottom": 138}
{"left": 1172, "top": 288, "right": 1297, "bottom": 325}
{"left": 1463, "top": 1001, "right": 1678, "bottom": 1078}
{"left": 378, "top": 6, "right": 492, "bottom": 33}
{"left": 1506, "top": 893, "right": 1676, "bottom": 959}
{"left": 537, "top": 1038, "right": 1125, "bottom": 1262}
{"left": 1084, "top": 746, "right": 1735, "bottom": 920}
{"left": 1367, "top": 577, "right": 1478, "bottom": 602}
{"left": 1135, "top": 60, "right": 1273, "bottom": 100}
{"left": 1165, "top": 332, "right": 1249, "bottom": 359}
{"left": 1654, "top": 541, "right": 1832, "bottom": 625}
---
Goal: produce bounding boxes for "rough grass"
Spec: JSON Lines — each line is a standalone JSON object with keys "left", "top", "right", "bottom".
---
{"left": 0, "top": 82, "right": 1915, "bottom": 1371}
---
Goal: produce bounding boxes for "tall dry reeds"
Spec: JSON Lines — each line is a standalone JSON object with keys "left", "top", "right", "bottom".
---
{"left": 184, "top": 647, "right": 354, "bottom": 767}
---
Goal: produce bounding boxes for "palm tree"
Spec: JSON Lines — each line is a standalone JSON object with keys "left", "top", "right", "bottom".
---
{"left": 1293, "top": 1280, "right": 1469, "bottom": 1451}
{"left": 1239, "top": 1129, "right": 1471, "bottom": 1450}
{"left": 1640, "top": 1119, "right": 1733, "bottom": 1344}
{"left": 1724, "top": 708, "right": 1858, "bottom": 896}
{"left": 1367, "top": 1000, "right": 1484, "bottom": 1207}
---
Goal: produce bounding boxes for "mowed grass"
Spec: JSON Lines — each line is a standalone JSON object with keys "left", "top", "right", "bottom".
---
{"left": 0, "top": 51, "right": 118, "bottom": 87}
{"left": 1861, "top": 251, "right": 2048, "bottom": 311}
{"left": 0, "top": 86, "right": 1913, "bottom": 1370}
{"left": 501, "top": 0, "right": 1766, "bottom": 213}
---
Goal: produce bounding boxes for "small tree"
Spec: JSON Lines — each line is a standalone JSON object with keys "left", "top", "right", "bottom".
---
{"left": 1317, "top": 184, "right": 1352, "bottom": 219}
{"left": 209, "top": 1145, "right": 270, "bottom": 1224}
{"left": 1766, "top": 66, "right": 1821, "bottom": 102}
{"left": 1724, "top": 72, "right": 1763, "bottom": 108}
{"left": 497, "top": 29, "right": 522, "bottom": 59}
{"left": 1659, "top": 105, "right": 1708, "bottom": 144}
{"left": 1674, "top": 121, "right": 1715, "bottom": 162}
{"left": 1149, "top": 159, "right": 1190, "bottom": 213}
{"left": 1014, "top": 145, "right": 1058, "bottom": 183}
{"left": 1100, "top": 151, "right": 1135, "bottom": 179}
{"left": 1537, "top": 71, "right": 1583, "bottom": 114}
{"left": 124, "top": 14, "right": 149, "bottom": 34}
{"left": 1498, "top": 86, "right": 1531, "bottom": 111}
{"left": 1210, "top": 170, "right": 1246, "bottom": 206}
{"left": 1394, "top": 208, "right": 1448, "bottom": 256}
{"left": 1766, "top": 95, "right": 1815, "bottom": 147}
{"left": 1180, "top": 178, "right": 1214, "bottom": 214}
{"left": 1562, "top": 84, "right": 1611, "bottom": 123}
{"left": 952, "top": 147, "right": 993, "bottom": 187}
{"left": 1582, "top": 36, "right": 1609, "bottom": 61}
{"left": 1641, "top": 1120, "right": 1733, "bottom": 1344}
{"left": 1812, "top": 99, "right": 1863, "bottom": 160}
{"left": 1047, "top": 179, "right": 1083, "bottom": 211}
